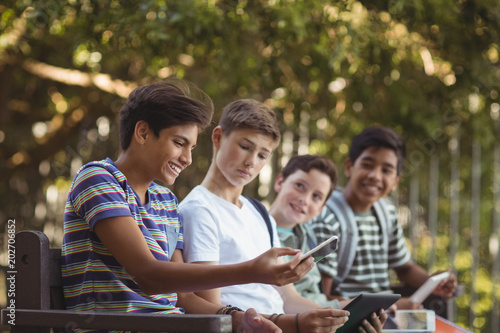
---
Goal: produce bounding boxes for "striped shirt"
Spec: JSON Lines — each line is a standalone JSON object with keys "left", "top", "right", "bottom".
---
{"left": 62, "top": 158, "right": 183, "bottom": 333}
{"left": 310, "top": 199, "right": 411, "bottom": 298}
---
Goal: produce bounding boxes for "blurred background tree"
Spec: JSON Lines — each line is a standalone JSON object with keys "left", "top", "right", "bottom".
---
{"left": 1, "top": 0, "right": 499, "bottom": 331}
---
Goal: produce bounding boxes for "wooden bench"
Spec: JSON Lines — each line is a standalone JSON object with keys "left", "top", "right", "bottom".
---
{"left": 1, "top": 230, "right": 231, "bottom": 332}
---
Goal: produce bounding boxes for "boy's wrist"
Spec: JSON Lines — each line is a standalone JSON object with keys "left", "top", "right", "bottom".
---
{"left": 216, "top": 304, "right": 243, "bottom": 315}
{"left": 237, "top": 253, "right": 272, "bottom": 285}
{"left": 229, "top": 309, "right": 245, "bottom": 332}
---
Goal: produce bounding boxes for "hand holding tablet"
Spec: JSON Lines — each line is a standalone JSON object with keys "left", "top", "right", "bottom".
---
{"left": 336, "top": 293, "right": 401, "bottom": 333}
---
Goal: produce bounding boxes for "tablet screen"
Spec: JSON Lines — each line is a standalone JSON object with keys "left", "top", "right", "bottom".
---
{"left": 383, "top": 310, "right": 436, "bottom": 332}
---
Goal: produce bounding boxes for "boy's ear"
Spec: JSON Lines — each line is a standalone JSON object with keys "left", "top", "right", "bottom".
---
{"left": 212, "top": 126, "right": 223, "bottom": 148}
{"left": 344, "top": 157, "right": 353, "bottom": 178}
{"left": 274, "top": 174, "right": 284, "bottom": 193}
{"left": 134, "top": 121, "right": 150, "bottom": 145}
{"left": 391, "top": 174, "right": 402, "bottom": 191}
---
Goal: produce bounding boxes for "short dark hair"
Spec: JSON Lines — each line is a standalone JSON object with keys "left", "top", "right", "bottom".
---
{"left": 349, "top": 126, "right": 406, "bottom": 175}
{"left": 281, "top": 155, "right": 338, "bottom": 199}
{"left": 218, "top": 99, "right": 281, "bottom": 143}
{"left": 119, "top": 80, "right": 214, "bottom": 150}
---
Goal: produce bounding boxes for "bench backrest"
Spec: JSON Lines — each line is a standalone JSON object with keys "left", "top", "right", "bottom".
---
{"left": 15, "top": 230, "right": 55, "bottom": 311}
{"left": 4, "top": 230, "right": 232, "bottom": 333}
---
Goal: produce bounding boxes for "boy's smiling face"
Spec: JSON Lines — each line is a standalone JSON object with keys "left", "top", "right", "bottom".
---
{"left": 273, "top": 169, "right": 332, "bottom": 229}
{"left": 344, "top": 146, "right": 401, "bottom": 212}
{"left": 213, "top": 127, "right": 277, "bottom": 188}
{"left": 144, "top": 123, "right": 198, "bottom": 185}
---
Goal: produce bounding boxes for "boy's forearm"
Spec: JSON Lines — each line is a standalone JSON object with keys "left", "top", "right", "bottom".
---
{"left": 138, "top": 260, "right": 254, "bottom": 294}
{"left": 176, "top": 292, "right": 222, "bottom": 314}
{"left": 320, "top": 273, "right": 336, "bottom": 299}
{"left": 276, "top": 315, "right": 297, "bottom": 332}
{"left": 277, "top": 285, "right": 321, "bottom": 313}
{"left": 282, "top": 300, "right": 319, "bottom": 314}
{"left": 259, "top": 314, "right": 296, "bottom": 332}
{"left": 178, "top": 291, "right": 259, "bottom": 333}
{"left": 394, "top": 262, "right": 429, "bottom": 288}
{"left": 94, "top": 217, "right": 254, "bottom": 293}
{"left": 138, "top": 247, "right": 308, "bottom": 295}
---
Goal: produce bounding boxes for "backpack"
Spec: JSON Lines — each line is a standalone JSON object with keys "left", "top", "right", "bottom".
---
{"left": 246, "top": 197, "right": 274, "bottom": 247}
{"left": 325, "top": 188, "right": 392, "bottom": 294}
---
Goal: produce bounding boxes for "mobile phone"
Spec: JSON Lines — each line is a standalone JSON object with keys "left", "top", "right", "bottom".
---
{"left": 299, "top": 235, "right": 338, "bottom": 263}
{"left": 409, "top": 271, "right": 450, "bottom": 304}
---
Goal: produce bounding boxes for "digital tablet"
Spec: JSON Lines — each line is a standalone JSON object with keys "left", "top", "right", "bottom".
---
{"left": 409, "top": 271, "right": 450, "bottom": 304}
{"left": 336, "top": 293, "right": 401, "bottom": 333}
{"left": 382, "top": 310, "right": 436, "bottom": 332}
{"left": 299, "top": 235, "right": 338, "bottom": 263}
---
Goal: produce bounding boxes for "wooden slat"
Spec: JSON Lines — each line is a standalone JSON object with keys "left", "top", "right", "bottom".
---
{"left": 15, "top": 230, "right": 50, "bottom": 310}
{"left": 1, "top": 309, "right": 232, "bottom": 332}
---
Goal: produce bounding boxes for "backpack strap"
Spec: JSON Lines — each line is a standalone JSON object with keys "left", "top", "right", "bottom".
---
{"left": 246, "top": 197, "right": 274, "bottom": 247}
{"left": 303, "top": 223, "right": 318, "bottom": 251}
{"left": 372, "top": 198, "right": 391, "bottom": 251}
{"left": 325, "top": 188, "right": 392, "bottom": 294}
{"left": 325, "top": 189, "right": 358, "bottom": 291}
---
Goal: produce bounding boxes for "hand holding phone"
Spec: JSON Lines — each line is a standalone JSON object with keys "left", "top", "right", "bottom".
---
{"left": 300, "top": 235, "right": 338, "bottom": 263}
{"left": 409, "top": 271, "right": 451, "bottom": 304}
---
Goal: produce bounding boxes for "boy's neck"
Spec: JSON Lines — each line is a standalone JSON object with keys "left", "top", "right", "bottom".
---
{"left": 342, "top": 184, "right": 372, "bottom": 213}
{"left": 114, "top": 152, "right": 151, "bottom": 205}
{"left": 201, "top": 164, "right": 244, "bottom": 206}
{"left": 268, "top": 203, "right": 296, "bottom": 230}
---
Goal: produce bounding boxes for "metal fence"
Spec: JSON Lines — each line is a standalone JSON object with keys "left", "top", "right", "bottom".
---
{"left": 395, "top": 139, "right": 499, "bottom": 333}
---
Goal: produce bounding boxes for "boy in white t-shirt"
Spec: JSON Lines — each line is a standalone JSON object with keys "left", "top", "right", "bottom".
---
{"left": 181, "top": 99, "right": 350, "bottom": 332}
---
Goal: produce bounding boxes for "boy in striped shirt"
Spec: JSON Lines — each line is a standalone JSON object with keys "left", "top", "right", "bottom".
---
{"left": 310, "top": 126, "right": 457, "bottom": 309}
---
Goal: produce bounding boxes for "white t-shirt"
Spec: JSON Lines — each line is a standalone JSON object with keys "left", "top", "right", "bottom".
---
{"left": 180, "top": 185, "right": 284, "bottom": 313}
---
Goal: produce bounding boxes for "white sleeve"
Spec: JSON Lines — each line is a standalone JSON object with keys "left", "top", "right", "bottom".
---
{"left": 180, "top": 199, "right": 221, "bottom": 263}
